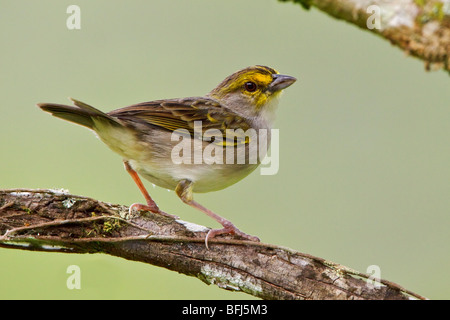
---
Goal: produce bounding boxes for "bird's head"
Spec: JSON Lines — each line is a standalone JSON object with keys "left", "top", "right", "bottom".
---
{"left": 208, "top": 65, "right": 296, "bottom": 124}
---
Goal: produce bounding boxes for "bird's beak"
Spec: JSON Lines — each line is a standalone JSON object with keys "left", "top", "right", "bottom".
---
{"left": 269, "top": 74, "right": 297, "bottom": 92}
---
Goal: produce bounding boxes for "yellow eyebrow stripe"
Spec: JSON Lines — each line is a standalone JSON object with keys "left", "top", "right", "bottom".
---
{"left": 249, "top": 73, "right": 273, "bottom": 86}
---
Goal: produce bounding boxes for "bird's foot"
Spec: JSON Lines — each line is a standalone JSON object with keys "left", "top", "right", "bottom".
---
{"left": 129, "top": 203, "right": 179, "bottom": 219}
{"left": 205, "top": 221, "right": 260, "bottom": 249}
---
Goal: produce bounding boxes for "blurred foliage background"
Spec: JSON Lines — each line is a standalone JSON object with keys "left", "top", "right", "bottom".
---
{"left": 0, "top": 0, "right": 449, "bottom": 299}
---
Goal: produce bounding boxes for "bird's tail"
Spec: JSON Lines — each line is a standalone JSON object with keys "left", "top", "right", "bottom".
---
{"left": 37, "top": 98, "right": 120, "bottom": 130}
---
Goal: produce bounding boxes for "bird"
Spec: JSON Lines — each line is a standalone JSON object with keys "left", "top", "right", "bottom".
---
{"left": 37, "top": 65, "right": 296, "bottom": 247}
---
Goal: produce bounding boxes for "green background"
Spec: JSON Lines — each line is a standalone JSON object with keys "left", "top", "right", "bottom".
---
{"left": 1, "top": 0, "right": 449, "bottom": 299}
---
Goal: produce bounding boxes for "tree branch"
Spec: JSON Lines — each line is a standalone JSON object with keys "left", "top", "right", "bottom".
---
{"left": 0, "top": 189, "right": 426, "bottom": 300}
{"left": 280, "top": 0, "right": 450, "bottom": 73}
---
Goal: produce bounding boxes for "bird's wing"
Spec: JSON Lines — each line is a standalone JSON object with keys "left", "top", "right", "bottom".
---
{"left": 108, "top": 97, "right": 252, "bottom": 145}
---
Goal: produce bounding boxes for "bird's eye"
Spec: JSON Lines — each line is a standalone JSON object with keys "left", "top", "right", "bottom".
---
{"left": 244, "top": 81, "right": 257, "bottom": 92}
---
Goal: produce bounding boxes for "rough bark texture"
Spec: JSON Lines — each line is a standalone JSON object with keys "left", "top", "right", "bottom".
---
{"left": 0, "top": 189, "right": 426, "bottom": 300}
{"left": 281, "top": 0, "right": 450, "bottom": 73}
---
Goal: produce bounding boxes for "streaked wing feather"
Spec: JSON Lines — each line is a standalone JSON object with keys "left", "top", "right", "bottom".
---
{"left": 107, "top": 97, "right": 251, "bottom": 145}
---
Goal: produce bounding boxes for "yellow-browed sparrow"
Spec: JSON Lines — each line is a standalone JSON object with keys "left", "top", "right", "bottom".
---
{"left": 38, "top": 65, "right": 296, "bottom": 247}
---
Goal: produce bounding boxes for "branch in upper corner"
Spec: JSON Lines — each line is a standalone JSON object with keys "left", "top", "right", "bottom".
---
{"left": 279, "top": 0, "right": 312, "bottom": 10}
{"left": 280, "top": 0, "right": 450, "bottom": 73}
{"left": 0, "top": 189, "right": 426, "bottom": 300}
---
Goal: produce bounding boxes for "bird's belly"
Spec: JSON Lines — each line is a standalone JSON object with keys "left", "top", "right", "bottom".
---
{"left": 103, "top": 128, "right": 265, "bottom": 193}
{"left": 130, "top": 160, "right": 259, "bottom": 193}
